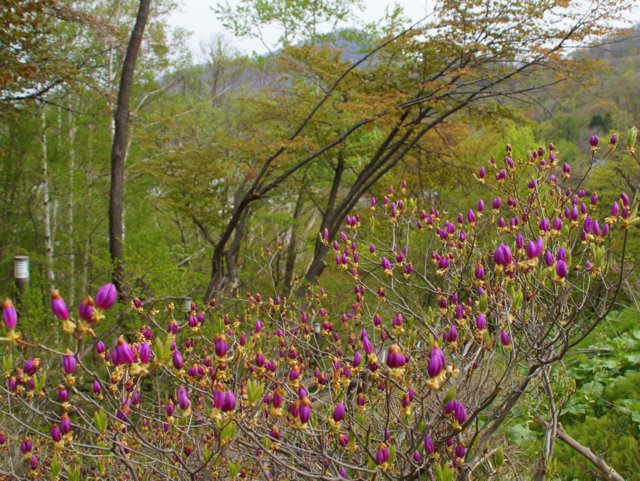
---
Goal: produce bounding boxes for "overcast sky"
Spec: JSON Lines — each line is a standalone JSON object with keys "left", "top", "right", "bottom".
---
{"left": 167, "top": 0, "right": 640, "bottom": 59}
{"left": 168, "top": 0, "right": 432, "bottom": 58}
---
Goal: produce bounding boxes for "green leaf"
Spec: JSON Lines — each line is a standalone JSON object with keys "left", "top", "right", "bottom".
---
{"left": 94, "top": 410, "right": 108, "bottom": 433}
{"left": 443, "top": 387, "right": 456, "bottom": 404}
{"left": 625, "top": 354, "right": 640, "bottom": 365}
{"left": 228, "top": 460, "right": 241, "bottom": 477}
{"left": 50, "top": 456, "right": 61, "bottom": 478}
{"left": 479, "top": 294, "right": 488, "bottom": 313}
{"left": 220, "top": 420, "right": 236, "bottom": 441}
{"left": 247, "top": 379, "right": 264, "bottom": 404}
{"left": 508, "top": 423, "right": 537, "bottom": 444}
{"left": 67, "top": 464, "right": 81, "bottom": 481}
{"left": 2, "top": 354, "right": 13, "bottom": 373}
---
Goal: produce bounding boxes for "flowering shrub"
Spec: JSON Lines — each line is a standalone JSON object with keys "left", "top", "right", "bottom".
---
{"left": 1, "top": 133, "right": 638, "bottom": 481}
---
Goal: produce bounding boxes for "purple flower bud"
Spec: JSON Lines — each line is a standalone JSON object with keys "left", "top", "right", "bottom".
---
{"left": 375, "top": 443, "right": 390, "bottom": 465}
{"left": 476, "top": 313, "right": 487, "bottom": 331}
{"left": 23, "top": 359, "right": 39, "bottom": 376}
{"left": 413, "top": 449, "right": 421, "bottom": 462}
{"left": 177, "top": 386, "right": 190, "bottom": 411}
{"left": 96, "top": 340, "right": 105, "bottom": 354}
{"left": 612, "top": 201, "right": 620, "bottom": 217}
{"left": 500, "top": 329, "right": 511, "bottom": 348}
{"left": 214, "top": 334, "right": 228, "bottom": 358}
{"left": 51, "top": 425, "right": 62, "bottom": 442}
{"left": 386, "top": 345, "right": 406, "bottom": 368}
{"left": 333, "top": 402, "right": 345, "bottom": 422}
{"left": 493, "top": 243, "right": 513, "bottom": 267}
{"left": 610, "top": 133, "right": 618, "bottom": 145}
{"left": 223, "top": 390, "right": 236, "bottom": 412}
{"left": 62, "top": 351, "right": 77, "bottom": 375}
{"left": 475, "top": 264, "right": 485, "bottom": 280}
{"left": 525, "top": 237, "right": 544, "bottom": 259}
{"left": 492, "top": 197, "right": 502, "bottom": 210}
{"left": 479, "top": 166, "right": 486, "bottom": 179}
{"left": 589, "top": 135, "right": 599, "bottom": 148}
{"left": 504, "top": 156, "right": 514, "bottom": 169}
{"left": 444, "top": 324, "right": 458, "bottom": 343}
{"left": 553, "top": 217, "right": 563, "bottom": 231}
{"left": 170, "top": 349, "right": 184, "bottom": 370}
{"left": 539, "top": 218, "right": 550, "bottom": 232}
{"left": 361, "top": 329, "right": 373, "bottom": 355}
{"left": 454, "top": 403, "right": 467, "bottom": 424}
{"left": 58, "top": 387, "right": 68, "bottom": 402}
{"left": 60, "top": 413, "right": 71, "bottom": 434}
{"left": 455, "top": 443, "right": 466, "bottom": 459}
{"left": 51, "top": 290, "right": 69, "bottom": 321}
{"left": 556, "top": 247, "right": 566, "bottom": 262}
{"left": 556, "top": 259, "right": 569, "bottom": 278}
{"left": 114, "top": 337, "right": 135, "bottom": 365}
{"left": 381, "top": 257, "right": 392, "bottom": 271}
{"left": 93, "top": 380, "right": 102, "bottom": 396}
{"left": 29, "top": 454, "right": 38, "bottom": 470}
{"left": 2, "top": 299, "right": 17, "bottom": 330}
{"left": 95, "top": 283, "right": 117, "bottom": 310}
{"left": 166, "top": 400, "right": 175, "bottom": 417}
{"left": 425, "top": 434, "right": 435, "bottom": 454}
{"left": 78, "top": 296, "right": 95, "bottom": 323}
{"left": 544, "top": 250, "right": 555, "bottom": 267}
{"left": 20, "top": 438, "right": 32, "bottom": 454}
{"left": 467, "top": 209, "right": 476, "bottom": 224}
{"left": 427, "top": 346, "right": 445, "bottom": 378}
{"left": 299, "top": 398, "right": 312, "bottom": 424}
{"left": 516, "top": 234, "right": 525, "bottom": 249}
{"left": 621, "top": 192, "right": 630, "bottom": 207}
{"left": 353, "top": 351, "right": 361, "bottom": 368}
{"left": 138, "top": 342, "right": 151, "bottom": 363}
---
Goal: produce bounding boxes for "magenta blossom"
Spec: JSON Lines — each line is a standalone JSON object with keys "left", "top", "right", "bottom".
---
{"left": 62, "top": 351, "right": 77, "bottom": 375}
{"left": 177, "top": 386, "right": 190, "bottom": 411}
{"left": 78, "top": 296, "right": 95, "bottom": 323}
{"left": 2, "top": 299, "right": 17, "bottom": 330}
{"left": 51, "top": 290, "right": 69, "bottom": 321}
{"left": 95, "top": 283, "right": 117, "bottom": 310}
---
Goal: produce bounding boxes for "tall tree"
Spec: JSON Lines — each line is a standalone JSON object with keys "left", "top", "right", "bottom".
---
{"left": 109, "top": 0, "right": 151, "bottom": 294}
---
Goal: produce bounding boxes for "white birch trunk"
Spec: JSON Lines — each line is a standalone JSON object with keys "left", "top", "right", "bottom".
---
{"left": 40, "top": 104, "right": 55, "bottom": 288}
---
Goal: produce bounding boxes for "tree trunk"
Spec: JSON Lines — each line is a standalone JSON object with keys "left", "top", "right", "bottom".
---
{"left": 204, "top": 188, "right": 249, "bottom": 302}
{"left": 40, "top": 104, "right": 55, "bottom": 290}
{"left": 109, "top": 0, "right": 151, "bottom": 295}
{"left": 284, "top": 186, "right": 305, "bottom": 291}
{"left": 67, "top": 108, "right": 77, "bottom": 304}
{"left": 299, "top": 155, "right": 345, "bottom": 294}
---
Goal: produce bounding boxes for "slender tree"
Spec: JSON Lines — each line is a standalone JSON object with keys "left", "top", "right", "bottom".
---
{"left": 109, "top": 0, "right": 151, "bottom": 294}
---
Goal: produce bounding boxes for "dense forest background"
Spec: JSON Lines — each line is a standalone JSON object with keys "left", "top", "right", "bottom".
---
{"left": 1, "top": 1, "right": 639, "bottom": 478}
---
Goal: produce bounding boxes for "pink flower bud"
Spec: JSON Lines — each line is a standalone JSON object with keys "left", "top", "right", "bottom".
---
{"left": 51, "top": 290, "right": 69, "bottom": 321}
{"left": 78, "top": 296, "right": 95, "bottom": 322}
{"left": 95, "top": 283, "right": 117, "bottom": 310}
{"left": 2, "top": 299, "right": 17, "bottom": 330}
{"left": 62, "top": 351, "right": 77, "bottom": 375}
{"left": 177, "top": 386, "right": 190, "bottom": 411}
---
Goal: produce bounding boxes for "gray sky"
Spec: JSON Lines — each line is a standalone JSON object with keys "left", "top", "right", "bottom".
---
{"left": 168, "top": 0, "right": 432, "bottom": 58}
{"left": 167, "top": 0, "right": 640, "bottom": 59}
